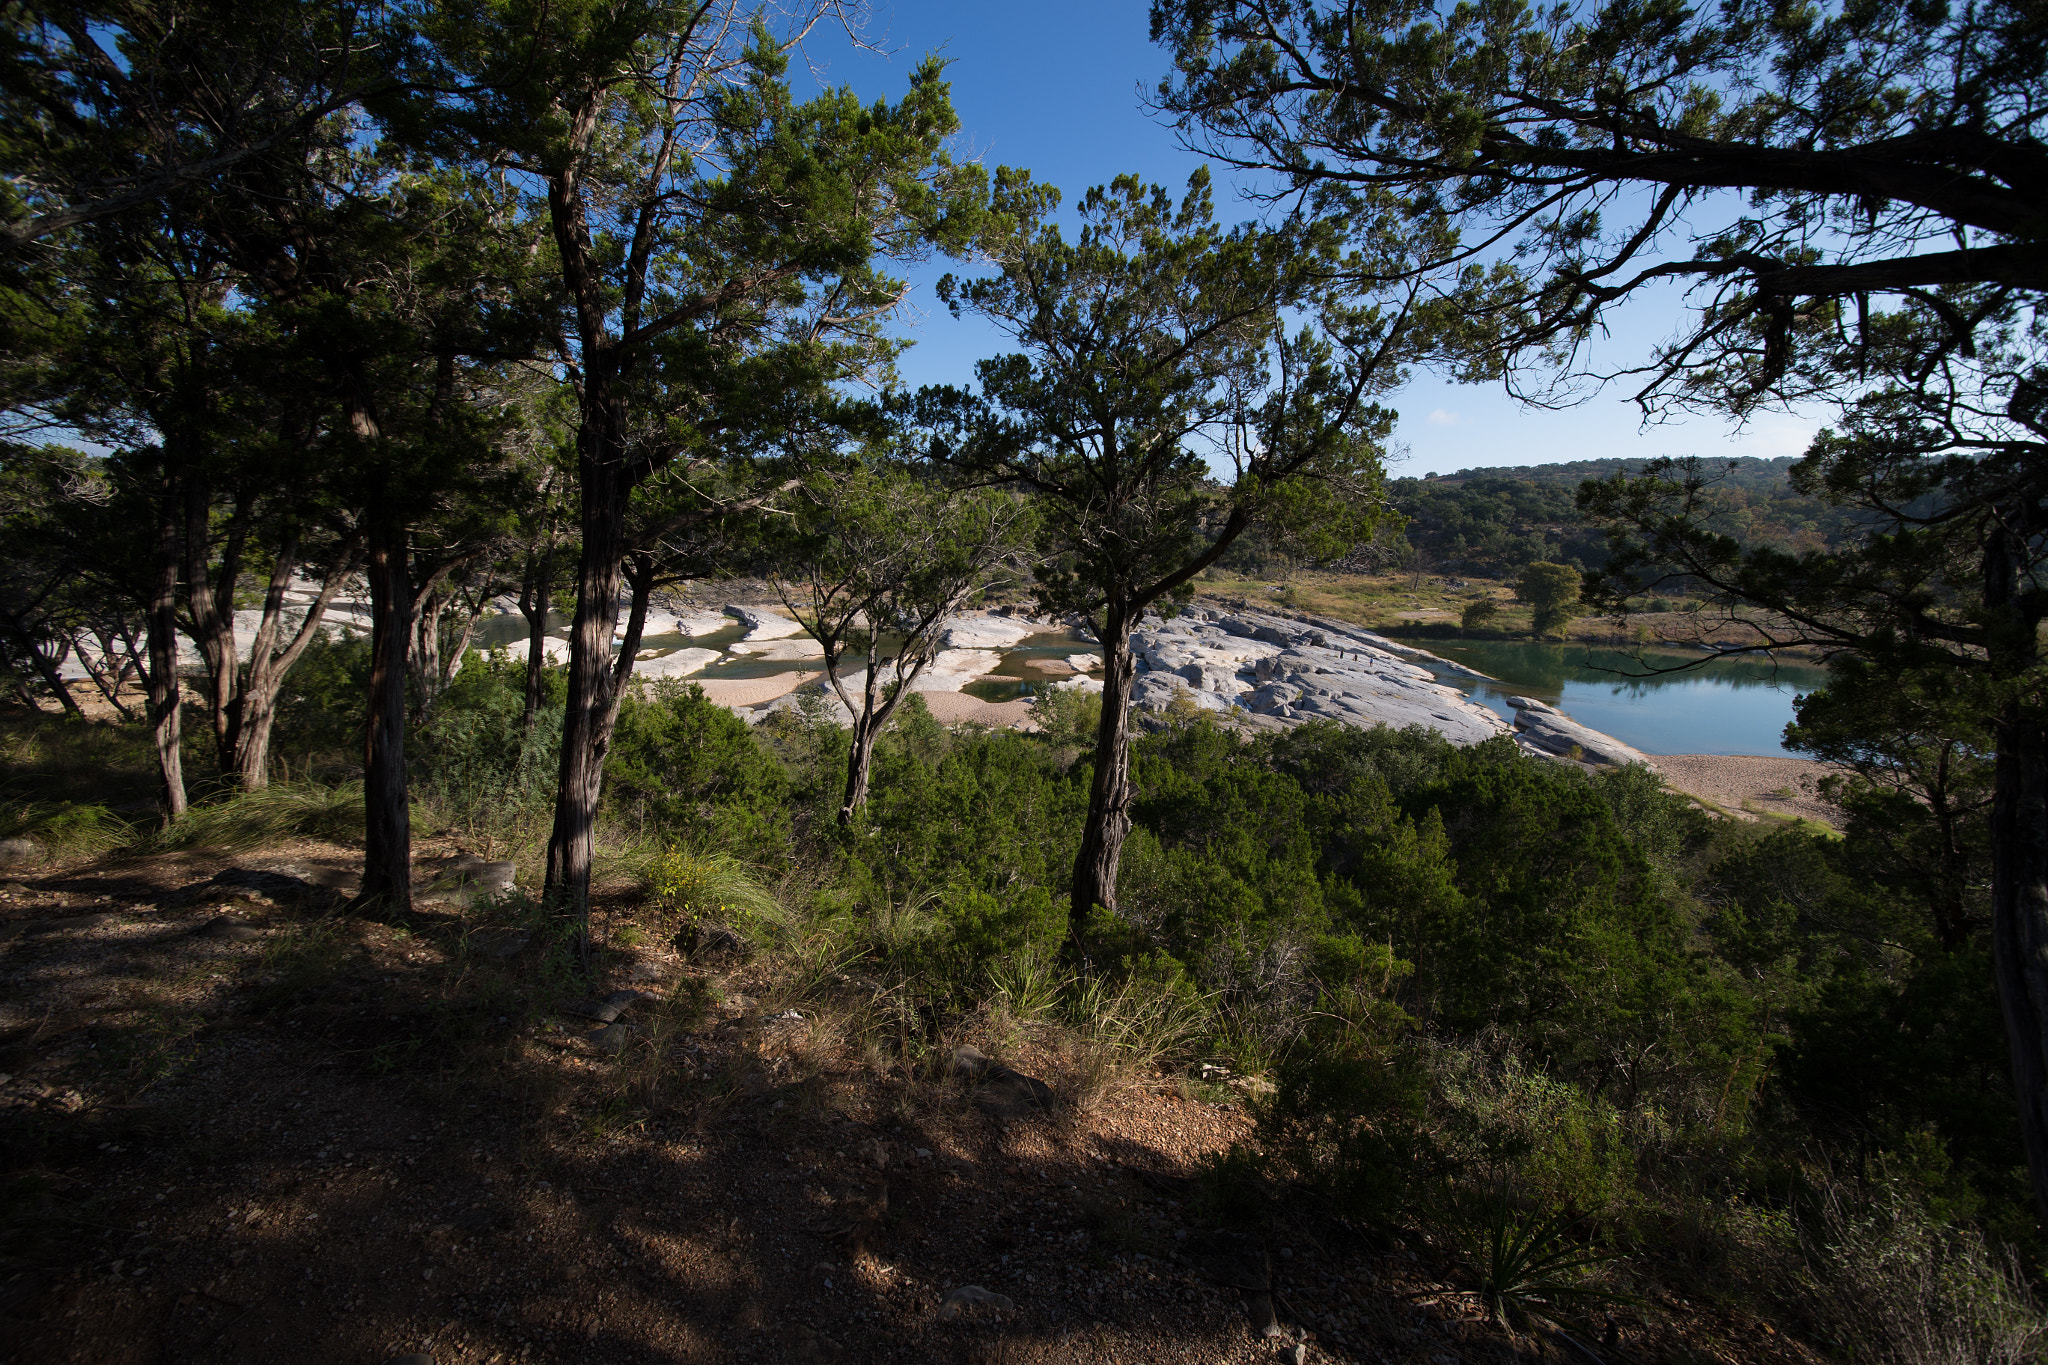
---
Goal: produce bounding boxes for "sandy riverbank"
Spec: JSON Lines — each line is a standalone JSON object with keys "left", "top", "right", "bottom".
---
{"left": 914, "top": 689, "right": 1037, "bottom": 728}
{"left": 1653, "top": 753, "right": 1841, "bottom": 826}
{"left": 689, "top": 673, "right": 818, "bottom": 708}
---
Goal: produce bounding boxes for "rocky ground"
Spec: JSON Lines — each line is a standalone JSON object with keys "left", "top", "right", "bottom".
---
{"left": 0, "top": 842, "right": 1825, "bottom": 1365}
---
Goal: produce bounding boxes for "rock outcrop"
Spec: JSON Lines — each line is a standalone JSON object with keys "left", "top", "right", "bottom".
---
{"left": 1125, "top": 608, "right": 1510, "bottom": 745}
{"left": 724, "top": 604, "right": 803, "bottom": 640}
{"left": 1503, "top": 696, "right": 1653, "bottom": 767}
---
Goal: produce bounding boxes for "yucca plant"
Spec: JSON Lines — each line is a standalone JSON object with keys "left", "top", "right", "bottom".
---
{"left": 1464, "top": 1184, "right": 1627, "bottom": 1332}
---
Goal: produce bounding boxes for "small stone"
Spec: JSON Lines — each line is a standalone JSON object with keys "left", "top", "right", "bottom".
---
{"left": 0, "top": 837, "right": 44, "bottom": 865}
{"left": 469, "top": 927, "right": 530, "bottom": 958}
{"left": 1285, "top": 1344, "right": 1308, "bottom": 1364}
{"left": 948, "top": 1045, "right": 990, "bottom": 1080}
{"left": 683, "top": 923, "right": 751, "bottom": 962}
{"left": 973, "top": 1064, "right": 1055, "bottom": 1118}
{"left": 586, "top": 1023, "right": 636, "bottom": 1054}
{"left": 625, "top": 960, "right": 667, "bottom": 983}
{"left": 384, "top": 1356, "right": 436, "bottom": 1365}
{"left": 198, "top": 917, "right": 261, "bottom": 942}
{"left": 937, "top": 1285, "right": 1015, "bottom": 1321}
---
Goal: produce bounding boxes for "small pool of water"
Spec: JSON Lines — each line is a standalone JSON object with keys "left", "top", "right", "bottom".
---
{"left": 1391, "top": 637, "right": 1831, "bottom": 757}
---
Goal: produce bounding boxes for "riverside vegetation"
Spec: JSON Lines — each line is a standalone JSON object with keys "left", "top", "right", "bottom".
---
{"left": 3, "top": 641, "right": 2043, "bottom": 1362}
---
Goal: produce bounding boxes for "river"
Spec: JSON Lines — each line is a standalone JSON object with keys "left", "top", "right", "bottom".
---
{"left": 1391, "top": 638, "right": 1832, "bottom": 757}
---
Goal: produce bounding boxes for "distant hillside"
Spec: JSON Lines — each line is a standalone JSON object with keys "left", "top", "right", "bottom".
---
{"left": 1377, "top": 455, "right": 1865, "bottom": 578}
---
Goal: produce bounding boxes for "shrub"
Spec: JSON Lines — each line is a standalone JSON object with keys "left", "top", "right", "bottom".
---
{"left": 607, "top": 680, "right": 792, "bottom": 859}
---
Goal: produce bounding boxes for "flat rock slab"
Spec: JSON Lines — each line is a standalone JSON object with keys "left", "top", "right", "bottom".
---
{"left": 948, "top": 1047, "right": 1054, "bottom": 1116}
{"left": 585, "top": 1023, "right": 637, "bottom": 1054}
{"left": 567, "top": 989, "right": 647, "bottom": 1023}
{"left": 164, "top": 866, "right": 337, "bottom": 909}
{"left": 468, "top": 928, "right": 530, "bottom": 959}
{"left": 725, "top": 604, "right": 804, "bottom": 640}
{"left": 198, "top": 917, "right": 261, "bottom": 942}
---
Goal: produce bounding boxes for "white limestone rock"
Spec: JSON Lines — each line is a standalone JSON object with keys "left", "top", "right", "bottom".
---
{"left": 1505, "top": 696, "right": 1653, "bottom": 767}
{"left": 672, "top": 609, "right": 736, "bottom": 636}
{"left": 729, "top": 637, "right": 825, "bottom": 661}
{"left": 632, "top": 647, "right": 722, "bottom": 679}
{"left": 912, "top": 648, "right": 1004, "bottom": 691}
{"left": 938, "top": 613, "right": 1039, "bottom": 649}
{"left": 724, "top": 604, "right": 803, "bottom": 640}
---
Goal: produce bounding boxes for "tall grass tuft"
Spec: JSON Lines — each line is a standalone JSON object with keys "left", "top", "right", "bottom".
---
{"left": 0, "top": 800, "right": 134, "bottom": 859}
{"left": 643, "top": 844, "right": 787, "bottom": 935}
{"left": 143, "top": 781, "right": 363, "bottom": 853}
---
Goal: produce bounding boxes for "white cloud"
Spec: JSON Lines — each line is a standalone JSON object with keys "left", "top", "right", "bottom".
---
{"left": 1424, "top": 408, "right": 1469, "bottom": 427}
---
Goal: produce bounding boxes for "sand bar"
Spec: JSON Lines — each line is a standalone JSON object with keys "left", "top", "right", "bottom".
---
{"left": 689, "top": 673, "right": 818, "bottom": 708}
{"left": 1654, "top": 753, "right": 1841, "bottom": 825}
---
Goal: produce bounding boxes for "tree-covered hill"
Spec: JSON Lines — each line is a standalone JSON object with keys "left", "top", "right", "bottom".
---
{"left": 1376, "top": 457, "right": 1871, "bottom": 579}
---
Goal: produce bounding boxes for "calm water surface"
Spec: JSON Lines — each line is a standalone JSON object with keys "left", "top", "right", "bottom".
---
{"left": 1395, "top": 638, "right": 1832, "bottom": 757}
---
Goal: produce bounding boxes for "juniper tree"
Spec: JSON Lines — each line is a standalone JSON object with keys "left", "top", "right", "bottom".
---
{"left": 405, "top": 1, "right": 990, "bottom": 933}
{"left": 927, "top": 168, "right": 1403, "bottom": 938}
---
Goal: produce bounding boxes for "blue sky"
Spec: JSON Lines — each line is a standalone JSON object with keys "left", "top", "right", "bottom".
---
{"left": 798, "top": 1, "right": 1824, "bottom": 478}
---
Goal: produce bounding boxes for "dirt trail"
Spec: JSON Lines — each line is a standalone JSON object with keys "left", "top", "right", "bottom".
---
{"left": 0, "top": 843, "right": 1821, "bottom": 1364}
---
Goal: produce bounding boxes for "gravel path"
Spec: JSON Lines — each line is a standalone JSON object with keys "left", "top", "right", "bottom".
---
{"left": 1654, "top": 753, "right": 1841, "bottom": 825}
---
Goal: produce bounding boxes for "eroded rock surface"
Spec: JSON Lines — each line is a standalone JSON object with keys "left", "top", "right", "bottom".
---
{"left": 1126, "top": 608, "right": 1510, "bottom": 745}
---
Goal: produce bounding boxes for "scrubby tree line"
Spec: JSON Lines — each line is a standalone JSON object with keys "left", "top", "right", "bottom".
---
{"left": 4, "top": 0, "right": 2048, "bottom": 1238}
{"left": 0, "top": 1, "right": 1392, "bottom": 960}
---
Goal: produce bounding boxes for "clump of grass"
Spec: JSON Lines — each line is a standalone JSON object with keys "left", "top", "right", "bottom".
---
{"left": 643, "top": 844, "right": 787, "bottom": 936}
{"left": 1057, "top": 973, "right": 1212, "bottom": 1110}
{"left": 0, "top": 800, "right": 134, "bottom": 859}
{"left": 1452, "top": 1183, "right": 1627, "bottom": 1332}
{"left": 142, "top": 780, "right": 363, "bottom": 853}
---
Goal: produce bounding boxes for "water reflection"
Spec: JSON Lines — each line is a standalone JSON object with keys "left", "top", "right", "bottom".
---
{"left": 1401, "top": 638, "right": 1832, "bottom": 757}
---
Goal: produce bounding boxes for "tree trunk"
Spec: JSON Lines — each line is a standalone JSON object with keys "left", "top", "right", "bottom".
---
{"left": 18, "top": 630, "right": 83, "bottom": 717}
{"left": 184, "top": 483, "right": 249, "bottom": 773}
{"left": 146, "top": 470, "right": 187, "bottom": 819}
{"left": 519, "top": 542, "right": 556, "bottom": 730}
{"left": 411, "top": 585, "right": 445, "bottom": 723}
{"left": 357, "top": 517, "right": 412, "bottom": 916}
{"left": 76, "top": 622, "right": 138, "bottom": 720}
{"left": 1069, "top": 603, "right": 1138, "bottom": 935}
{"left": 545, "top": 452, "right": 629, "bottom": 946}
{"left": 438, "top": 585, "right": 485, "bottom": 698}
{"left": 834, "top": 645, "right": 929, "bottom": 826}
{"left": 233, "top": 535, "right": 357, "bottom": 790}
{"left": 1990, "top": 707, "right": 2048, "bottom": 1218}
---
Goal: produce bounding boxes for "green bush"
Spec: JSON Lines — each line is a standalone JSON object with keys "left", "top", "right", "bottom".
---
{"left": 606, "top": 679, "right": 792, "bottom": 860}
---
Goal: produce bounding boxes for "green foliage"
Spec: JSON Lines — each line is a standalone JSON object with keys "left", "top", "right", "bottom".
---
{"left": 645, "top": 846, "right": 785, "bottom": 936}
{"left": 1516, "top": 561, "right": 1583, "bottom": 639}
{"left": 1458, "top": 597, "right": 1499, "bottom": 631}
{"left": 1458, "top": 1187, "right": 1626, "bottom": 1331}
{"left": 1379, "top": 458, "right": 1865, "bottom": 579}
{"left": 0, "top": 799, "right": 130, "bottom": 858}
{"left": 1029, "top": 684, "right": 1101, "bottom": 760}
{"left": 144, "top": 781, "right": 364, "bottom": 853}
{"left": 410, "top": 649, "right": 561, "bottom": 840}
{"left": 606, "top": 680, "right": 791, "bottom": 861}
